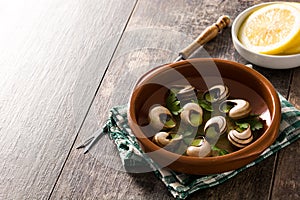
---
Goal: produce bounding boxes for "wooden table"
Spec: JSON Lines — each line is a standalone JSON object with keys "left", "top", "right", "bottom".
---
{"left": 1, "top": 0, "right": 299, "bottom": 199}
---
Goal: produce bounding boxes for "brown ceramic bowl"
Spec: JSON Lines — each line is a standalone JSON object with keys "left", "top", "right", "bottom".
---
{"left": 128, "top": 58, "right": 281, "bottom": 175}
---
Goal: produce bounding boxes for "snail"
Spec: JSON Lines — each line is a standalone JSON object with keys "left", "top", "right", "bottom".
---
{"left": 180, "top": 102, "right": 203, "bottom": 127}
{"left": 204, "top": 116, "right": 227, "bottom": 134}
{"left": 147, "top": 84, "right": 263, "bottom": 157}
{"left": 227, "top": 124, "right": 253, "bottom": 148}
{"left": 186, "top": 136, "right": 212, "bottom": 157}
{"left": 204, "top": 116, "right": 227, "bottom": 144}
{"left": 219, "top": 99, "right": 251, "bottom": 120}
{"left": 176, "top": 85, "right": 197, "bottom": 104}
{"left": 203, "top": 84, "right": 230, "bottom": 103}
{"left": 152, "top": 132, "right": 183, "bottom": 148}
{"left": 148, "top": 105, "right": 176, "bottom": 130}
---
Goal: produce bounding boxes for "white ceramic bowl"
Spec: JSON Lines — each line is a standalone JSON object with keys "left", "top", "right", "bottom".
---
{"left": 232, "top": 2, "right": 300, "bottom": 69}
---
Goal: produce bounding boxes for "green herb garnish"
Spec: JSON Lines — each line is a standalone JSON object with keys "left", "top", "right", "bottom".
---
{"left": 220, "top": 103, "right": 234, "bottom": 113}
{"left": 198, "top": 99, "right": 213, "bottom": 112}
{"left": 166, "top": 89, "right": 183, "bottom": 115}
{"left": 235, "top": 114, "right": 263, "bottom": 132}
{"left": 212, "top": 146, "right": 229, "bottom": 156}
{"left": 235, "top": 121, "right": 249, "bottom": 132}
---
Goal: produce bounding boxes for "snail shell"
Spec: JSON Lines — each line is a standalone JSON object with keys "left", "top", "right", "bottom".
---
{"left": 148, "top": 105, "right": 176, "bottom": 130}
{"left": 180, "top": 102, "right": 203, "bottom": 127}
{"left": 176, "top": 85, "right": 197, "bottom": 104}
{"left": 203, "top": 116, "right": 227, "bottom": 144}
{"left": 203, "top": 84, "right": 230, "bottom": 103}
{"left": 227, "top": 125, "right": 253, "bottom": 148}
{"left": 219, "top": 99, "right": 251, "bottom": 120}
{"left": 204, "top": 116, "right": 227, "bottom": 135}
{"left": 152, "top": 132, "right": 183, "bottom": 147}
{"left": 186, "top": 137, "right": 212, "bottom": 157}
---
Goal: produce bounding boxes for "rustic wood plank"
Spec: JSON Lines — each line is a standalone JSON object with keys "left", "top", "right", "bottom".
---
{"left": 271, "top": 140, "right": 300, "bottom": 200}
{"left": 51, "top": 0, "right": 296, "bottom": 199}
{"left": 289, "top": 69, "right": 300, "bottom": 110}
{"left": 0, "top": 0, "right": 136, "bottom": 199}
{"left": 271, "top": 68, "right": 300, "bottom": 200}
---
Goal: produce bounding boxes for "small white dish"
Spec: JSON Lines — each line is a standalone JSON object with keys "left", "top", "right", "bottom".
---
{"left": 231, "top": 2, "right": 300, "bottom": 69}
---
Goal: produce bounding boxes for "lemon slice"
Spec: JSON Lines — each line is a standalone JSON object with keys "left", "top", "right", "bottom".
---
{"left": 282, "top": 2, "right": 300, "bottom": 54}
{"left": 238, "top": 3, "right": 300, "bottom": 55}
{"left": 283, "top": 44, "right": 300, "bottom": 54}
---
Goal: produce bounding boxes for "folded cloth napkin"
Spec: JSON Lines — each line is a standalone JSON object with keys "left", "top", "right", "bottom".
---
{"left": 101, "top": 93, "right": 300, "bottom": 199}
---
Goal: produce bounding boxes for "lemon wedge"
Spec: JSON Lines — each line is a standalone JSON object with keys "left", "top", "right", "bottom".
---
{"left": 238, "top": 3, "right": 300, "bottom": 55}
{"left": 283, "top": 44, "right": 300, "bottom": 54}
{"left": 282, "top": 2, "right": 300, "bottom": 54}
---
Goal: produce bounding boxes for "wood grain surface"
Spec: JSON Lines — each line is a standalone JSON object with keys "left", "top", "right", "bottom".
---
{"left": 0, "top": 0, "right": 299, "bottom": 199}
{"left": 0, "top": 0, "right": 137, "bottom": 199}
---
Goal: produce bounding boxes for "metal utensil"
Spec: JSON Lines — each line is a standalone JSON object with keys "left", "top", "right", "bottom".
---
{"left": 78, "top": 15, "right": 231, "bottom": 154}
{"left": 174, "top": 15, "right": 230, "bottom": 62}
{"left": 76, "top": 128, "right": 105, "bottom": 154}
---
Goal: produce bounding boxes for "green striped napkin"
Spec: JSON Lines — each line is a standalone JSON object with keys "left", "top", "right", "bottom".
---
{"left": 103, "top": 93, "right": 300, "bottom": 199}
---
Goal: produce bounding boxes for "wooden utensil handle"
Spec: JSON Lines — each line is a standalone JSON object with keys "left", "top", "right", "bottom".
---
{"left": 179, "top": 15, "right": 230, "bottom": 59}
